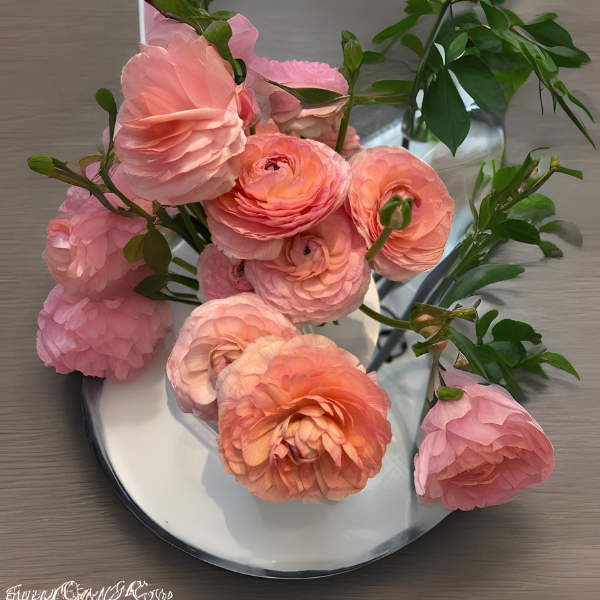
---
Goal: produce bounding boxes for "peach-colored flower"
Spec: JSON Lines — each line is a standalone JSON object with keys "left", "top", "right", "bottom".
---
{"left": 37, "top": 285, "right": 173, "bottom": 382}
{"left": 205, "top": 133, "right": 350, "bottom": 260}
{"left": 44, "top": 184, "right": 150, "bottom": 299}
{"left": 414, "top": 368, "right": 555, "bottom": 511}
{"left": 115, "top": 34, "right": 246, "bottom": 205}
{"left": 217, "top": 334, "right": 392, "bottom": 502}
{"left": 196, "top": 244, "right": 254, "bottom": 302}
{"left": 245, "top": 210, "right": 370, "bottom": 325}
{"left": 348, "top": 146, "right": 454, "bottom": 282}
{"left": 167, "top": 294, "right": 298, "bottom": 420}
{"left": 229, "top": 14, "right": 348, "bottom": 137}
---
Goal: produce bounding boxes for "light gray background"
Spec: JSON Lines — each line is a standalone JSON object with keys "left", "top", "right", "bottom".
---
{"left": 1, "top": 1, "right": 599, "bottom": 597}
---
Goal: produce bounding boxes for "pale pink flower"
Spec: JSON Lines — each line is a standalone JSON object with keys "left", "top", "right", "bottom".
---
{"left": 348, "top": 146, "right": 455, "bottom": 282}
{"left": 144, "top": 4, "right": 196, "bottom": 48}
{"left": 217, "top": 334, "right": 392, "bottom": 502}
{"left": 205, "top": 133, "right": 350, "bottom": 260}
{"left": 196, "top": 244, "right": 254, "bottom": 302}
{"left": 44, "top": 185, "right": 150, "bottom": 299}
{"left": 37, "top": 285, "right": 173, "bottom": 382}
{"left": 414, "top": 368, "right": 555, "bottom": 511}
{"left": 115, "top": 34, "right": 246, "bottom": 205}
{"left": 166, "top": 294, "right": 298, "bottom": 420}
{"left": 245, "top": 210, "right": 370, "bottom": 325}
{"left": 229, "top": 15, "right": 348, "bottom": 137}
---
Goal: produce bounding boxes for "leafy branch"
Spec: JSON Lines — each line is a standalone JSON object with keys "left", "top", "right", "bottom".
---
{"left": 369, "top": 0, "right": 594, "bottom": 153}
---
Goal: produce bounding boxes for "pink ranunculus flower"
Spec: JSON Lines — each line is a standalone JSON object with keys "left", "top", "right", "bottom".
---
{"left": 37, "top": 285, "right": 173, "bottom": 382}
{"left": 348, "top": 146, "right": 455, "bottom": 282}
{"left": 166, "top": 294, "right": 298, "bottom": 421}
{"left": 414, "top": 368, "right": 555, "bottom": 511}
{"left": 217, "top": 334, "right": 392, "bottom": 502}
{"left": 205, "top": 133, "right": 350, "bottom": 260}
{"left": 228, "top": 15, "right": 348, "bottom": 137}
{"left": 114, "top": 34, "right": 246, "bottom": 205}
{"left": 196, "top": 244, "right": 254, "bottom": 302}
{"left": 144, "top": 4, "right": 196, "bottom": 48}
{"left": 44, "top": 185, "right": 150, "bottom": 299}
{"left": 245, "top": 210, "right": 370, "bottom": 325}
{"left": 313, "top": 124, "right": 363, "bottom": 159}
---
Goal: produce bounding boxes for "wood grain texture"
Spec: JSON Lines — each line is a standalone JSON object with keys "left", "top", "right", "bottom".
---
{"left": 1, "top": 1, "right": 599, "bottom": 597}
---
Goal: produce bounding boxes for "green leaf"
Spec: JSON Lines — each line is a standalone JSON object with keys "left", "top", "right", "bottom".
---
{"left": 362, "top": 51, "right": 386, "bottom": 65}
{"left": 449, "top": 55, "right": 508, "bottom": 113}
{"left": 372, "top": 15, "right": 419, "bottom": 44}
{"left": 370, "top": 79, "right": 414, "bottom": 95}
{"left": 487, "top": 340, "right": 525, "bottom": 367}
{"left": 405, "top": 0, "right": 442, "bottom": 16}
{"left": 134, "top": 274, "right": 169, "bottom": 298}
{"left": 494, "top": 219, "right": 541, "bottom": 245}
{"left": 538, "top": 240, "right": 563, "bottom": 258}
{"left": 123, "top": 234, "right": 146, "bottom": 263}
{"left": 448, "top": 329, "right": 491, "bottom": 379}
{"left": 27, "top": 153, "right": 56, "bottom": 177}
{"left": 539, "top": 220, "right": 583, "bottom": 247}
{"left": 540, "top": 352, "right": 580, "bottom": 380}
{"left": 508, "top": 194, "right": 555, "bottom": 225}
{"left": 552, "top": 81, "right": 593, "bottom": 121}
{"left": 547, "top": 46, "right": 590, "bottom": 69}
{"left": 481, "top": 0, "right": 509, "bottom": 32}
{"left": 521, "top": 19, "right": 578, "bottom": 51}
{"left": 402, "top": 33, "right": 424, "bottom": 57}
{"left": 469, "top": 26, "right": 503, "bottom": 53}
{"left": 446, "top": 32, "right": 469, "bottom": 64}
{"left": 476, "top": 309, "right": 499, "bottom": 342}
{"left": 143, "top": 228, "right": 172, "bottom": 275}
{"left": 442, "top": 264, "right": 525, "bottom": 307}
{"left": 493, "top": 165, "right": 521, "bottom": 191}
{"left": 203, "top": 21, "right": 245, "bottom": 83}
{"left": 492, "top": 319, "right": 543, "bottom": 345}
{"left": 437, "top": 387, "right": 465, "bottom": 401}
{"left": 528, "top": 13, "right": 558, "bottom": 25}
{"left": 422, "top": 67, "right": 470, "bottom": 156}
{"left": 211, "top": 10, "right": 237, "bottom": 20}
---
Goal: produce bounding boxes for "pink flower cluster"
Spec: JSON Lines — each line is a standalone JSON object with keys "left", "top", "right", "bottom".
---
{"left": 37, "top": 165, "right": 173, "bottom": 382}
{"left": 166, "top": 295, "right": 392, "bottom": 502}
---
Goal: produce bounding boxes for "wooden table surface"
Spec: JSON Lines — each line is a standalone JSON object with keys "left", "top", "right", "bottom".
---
{"left": 1, "top": 1, "right": 599, "bottom": 598}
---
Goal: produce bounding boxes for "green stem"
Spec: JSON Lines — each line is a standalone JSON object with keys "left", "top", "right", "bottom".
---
{"left": 359, "top": 304, "right": 411, "bottom": 330}
{"left": 172, "top": 257, "right": 198, "bottom": 275}
{"left": 100, "top": 165, "right": 155, "bottom": 224}
{"left": 177, "top": 206, "right": 205, "bottom": 252}
{"left": 365, "top": 227, "right": 393, "bottom": 262}
{"left": 403, "top": 0, "right": 455, "bottom": 139}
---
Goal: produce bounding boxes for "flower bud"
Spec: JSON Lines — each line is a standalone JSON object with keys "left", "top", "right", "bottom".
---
{"left": 379, "top": 195, "right": 412, "bottom": 231}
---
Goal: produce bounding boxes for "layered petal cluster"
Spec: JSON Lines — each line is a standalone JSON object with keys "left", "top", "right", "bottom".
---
{"left": 348, "top": 146, "right": 454, "bottom": 282}
{"left": 115, "top": 34, "right": 246, "bottom": 205}
{"left": 44, "top": 184, "right": 150, "bottom": 299}
{"left": 414, "top": 368, "right": 555, "bottom": 511}
{"left": 217, "top": 334, "right": 392, "bottom": 502}
{"left": 228, "top": 15, "right": 348, "bottom": 137}
{"left": 166, "top": 294, "right": 298, "bottom": 420}
{"left": 196, "top": 244, "right": 254, "bottom": 303}
{"left": 245, "top": 210, "right": 370, "bottom": 324}
{"left": 37, "top": 285, "right": 173, "bottom": 382}
{"left": 205, "top": 133, "right": 350, "bottom": 260}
